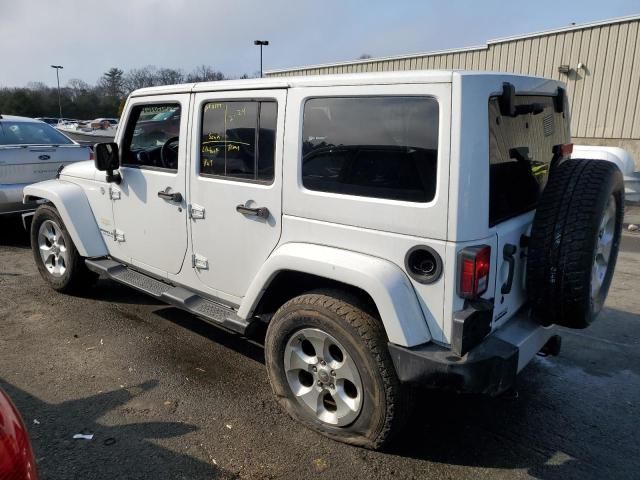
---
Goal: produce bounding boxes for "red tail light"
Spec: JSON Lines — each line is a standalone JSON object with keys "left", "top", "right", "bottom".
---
{"left": 457, "top": 245, "right": 491, "bottom": 299}
{"left": 89, "top": 149, "right": 95, "bottom": 161}
{"left": 553, "top": 142, "right": 573, "bottom": 159}
{"left": 560, "top": 143, "right": 573, "bottom": 156}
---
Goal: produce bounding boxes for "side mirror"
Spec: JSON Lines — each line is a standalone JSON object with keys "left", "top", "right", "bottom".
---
{"left": 94, "top": 142, "right": 121, "bottom": 184}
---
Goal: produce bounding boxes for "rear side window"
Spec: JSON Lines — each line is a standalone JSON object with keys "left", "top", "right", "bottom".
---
{"left": 200, "top": 101, "right": 277, "bottom": 183}
{"left": 489, "top": 95, "right": 570, "bottom": 226}
{"left": 302, "top": 96, "right": 439, "bottom": 203}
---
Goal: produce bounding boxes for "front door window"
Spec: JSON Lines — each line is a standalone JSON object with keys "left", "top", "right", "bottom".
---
{"left": 110, "top": 97, "right": 188, "bottom": 275}
{"left": 121, "top": 104, "right": 181, "bottom": 171}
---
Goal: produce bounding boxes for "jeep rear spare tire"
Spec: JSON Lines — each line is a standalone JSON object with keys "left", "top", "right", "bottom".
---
{"left": 527, "top": 159, "right": 624, "bottom": 328}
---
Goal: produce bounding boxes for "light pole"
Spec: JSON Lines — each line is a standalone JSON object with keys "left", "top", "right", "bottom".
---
{"left": 50, "top": 65, "right": 63, "bottom": 120}
{"left": 253, "top": 40, "right": 269, "bottom": 78}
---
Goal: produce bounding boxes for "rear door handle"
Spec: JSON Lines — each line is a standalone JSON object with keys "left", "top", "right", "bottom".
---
{"left": 236, "top": 204, "right": 269, "bottom": 219}
{"left": 157, "top": 189, "right": 182, "bottom": 203}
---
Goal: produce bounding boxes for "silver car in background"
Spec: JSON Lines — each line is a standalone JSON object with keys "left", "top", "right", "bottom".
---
{"left": 0, "top": 115, "right": 91, "bottom": 215}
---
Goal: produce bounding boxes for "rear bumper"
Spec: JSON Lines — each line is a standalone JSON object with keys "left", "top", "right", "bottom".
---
{"left": 388, "top": 312, "right": 554, "bottom": 396}
{"left": 0, "top": 183, "right": 37, "bottom": 214}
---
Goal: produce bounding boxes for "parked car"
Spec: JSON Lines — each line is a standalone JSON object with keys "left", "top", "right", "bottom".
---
{"left": 132, "top": 106, "right": 180, "bottom": 148}
{"left": 573, "top": 145, "right": 639, "bottom": 202}
{"left": 56, "top": 118, "right": 119, "bottom": 143}
{"left": 0, "top": 114, "right": 91, "bottom": 216}
{"left": 0, "top": 388, "right": 39, "bottom": 479}
{"left": 23, "top": 71, "right": 624, "bottom": 449}
{"left": 34, "top": 117, "right": 61, "bottom": 125}
{"left": 35, "top": 117, "right": 79, "bottom": 125}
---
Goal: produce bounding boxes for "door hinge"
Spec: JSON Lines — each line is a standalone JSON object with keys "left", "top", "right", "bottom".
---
{"left": 188, "top": 203, "right": 205, "bottom": 220}
{"left": 109, "top": 188, "right": 121, "bottom": 200}
{"left": 113, "top": 229, "right": 125, "bottom": 242}
{"left": 191, "top": 253, "right": 208, "bottom": 270}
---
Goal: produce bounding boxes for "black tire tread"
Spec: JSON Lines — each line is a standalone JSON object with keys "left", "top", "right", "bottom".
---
{"left": 527, "top": 159, "right": 623, "bottom": 327}
{"left": 267, "top": 289, "right": 408, "bottom": 449}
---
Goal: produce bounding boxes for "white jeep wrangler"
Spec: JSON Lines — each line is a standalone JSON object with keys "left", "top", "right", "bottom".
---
{"left": 24, "top": 71, "right": 624, "bottom": 449}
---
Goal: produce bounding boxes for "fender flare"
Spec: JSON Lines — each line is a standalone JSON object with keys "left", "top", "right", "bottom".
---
{"left": 23, "top": 180, "right": 108, "bottom": 258}
{"left": 239, "top": 242, "right": 431, "bottom": 347}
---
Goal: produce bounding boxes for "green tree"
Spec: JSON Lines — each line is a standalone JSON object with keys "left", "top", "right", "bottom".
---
{"left": 187, "top": 65, "right": 225, "bottom": 82}
{"left": 99, "top": 67, "right": 124, "bottom": 98}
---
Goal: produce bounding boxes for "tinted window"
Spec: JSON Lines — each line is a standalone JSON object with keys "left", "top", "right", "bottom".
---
{"left": 200, "top": 101, "right": 277, "bottom": 182}
{"left": 301, "top": 96, "right": 439, "bottom": 202}
{"left": 121, "top": 104, "right": 181, "bottom": 171}
{"left": 488, "top": 95, "right": 570, "bottom": 226}
{"left": 0, "top": 121, "right": 73, "bottom": 145}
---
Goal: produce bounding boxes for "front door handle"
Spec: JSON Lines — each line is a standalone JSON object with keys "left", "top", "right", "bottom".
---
{"left": 236, "top": 204, "right": 269, "bottom": 219}
{"left": 157, "top": 189, "right": 182, "bottom": 203}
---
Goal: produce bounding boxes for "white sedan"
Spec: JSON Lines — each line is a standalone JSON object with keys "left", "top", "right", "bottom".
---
{"left": 0, "top": 114, "right": 91, "bottom": 215}
{"left": 573, "top": 145, "right": 639, "bottom": 203}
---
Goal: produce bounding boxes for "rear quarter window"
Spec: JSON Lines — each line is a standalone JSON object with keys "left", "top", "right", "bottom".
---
{"left": 301, "top": 96, "right": 439, "bottom": 203}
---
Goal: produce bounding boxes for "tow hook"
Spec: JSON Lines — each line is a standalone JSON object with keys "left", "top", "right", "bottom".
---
{"left": 537, "top": 335, "right": 562, "bottom": 357}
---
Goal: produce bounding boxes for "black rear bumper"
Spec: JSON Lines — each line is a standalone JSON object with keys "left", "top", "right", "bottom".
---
{"left": 388, "top": 336, "right": 519, "bottom": 396}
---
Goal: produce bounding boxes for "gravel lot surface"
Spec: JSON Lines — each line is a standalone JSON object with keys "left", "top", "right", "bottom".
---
{"left": 1, "top": 213, "right": 639, "bottom": 480}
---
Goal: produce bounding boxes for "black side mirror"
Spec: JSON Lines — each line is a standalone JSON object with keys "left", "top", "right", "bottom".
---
{"left": 94, "top": 142, "right": 121, "bottom": 184}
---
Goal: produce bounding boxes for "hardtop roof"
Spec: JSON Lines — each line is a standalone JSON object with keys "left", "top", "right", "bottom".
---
{"left": 130, "top": 70, "right": 560, "bottom": 98}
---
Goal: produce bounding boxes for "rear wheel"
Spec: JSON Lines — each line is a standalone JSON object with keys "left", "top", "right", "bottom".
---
{"left": 526, "top": 159, "right": 624, "bottom": 328}
{"left": 264, "top": 290, "right": 407, "bottom": 449}
{"left": 30, "top": 205, "right": 98, "bottom": 293}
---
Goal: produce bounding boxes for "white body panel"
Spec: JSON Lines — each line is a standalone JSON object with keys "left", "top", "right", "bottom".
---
{"left": 268, "top": 216, "right": 443, "bottom": 343}
{"left": 23, "top": 180, "right": 108, "bottom": 257}
{"left": 282, "top": 83, "right": 451, "bottom": 240}
{"left": 240, "top": 242, "right": 431, "bottom": 346}
{"left": 23, "top": 71, "right": 567, "bottom": 352}
{"left": 188, "top": 89, "right": 287, "bottom": 298}
{"left": 108, "top": 94, "right": 191, "bottom": 276}
{"left": 447, "top": 73, "right": 565, "bottom": 242}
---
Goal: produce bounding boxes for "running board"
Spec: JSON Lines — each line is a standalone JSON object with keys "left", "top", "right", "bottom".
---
{"left": 85, "top": 258, "right": 250, "bottom": 334}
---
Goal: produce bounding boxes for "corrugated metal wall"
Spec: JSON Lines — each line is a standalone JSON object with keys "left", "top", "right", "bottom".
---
{"left": 268, "top": 18, "right": 640, "bottom": 140}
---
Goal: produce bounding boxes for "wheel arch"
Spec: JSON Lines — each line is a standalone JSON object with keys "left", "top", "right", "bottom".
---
{"left": 239, "top": 243, "right": 431, "bottom": 347}
{"left": 23, "top": 180, "right": 108, "bottom": 258}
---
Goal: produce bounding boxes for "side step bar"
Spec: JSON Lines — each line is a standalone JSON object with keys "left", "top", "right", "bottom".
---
{"left": 85, "top": 258, "right": 250, "bottom": 334}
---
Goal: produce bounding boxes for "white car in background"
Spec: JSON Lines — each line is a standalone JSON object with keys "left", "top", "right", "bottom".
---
{"left": 0, "top": 114, "right": 91, "bottom": 216}
{"left": 573, "top": 145, "right": 640, "bottom": 203}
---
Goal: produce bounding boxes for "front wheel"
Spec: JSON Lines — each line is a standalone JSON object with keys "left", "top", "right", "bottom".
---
{"left": 30, "top": 204, "right": 98, "bottom": 293}
{"left": 264, "top": 290, "right": 408, "bottom": 449}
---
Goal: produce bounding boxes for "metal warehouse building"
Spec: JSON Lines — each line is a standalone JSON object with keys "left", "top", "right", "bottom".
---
{"left": 267, "top": 14, "right": 640, "bottom": 167}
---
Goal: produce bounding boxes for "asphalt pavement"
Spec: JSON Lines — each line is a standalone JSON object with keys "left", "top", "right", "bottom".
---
{"left": 1, "top": 214, "right": 639, "bottom": 480}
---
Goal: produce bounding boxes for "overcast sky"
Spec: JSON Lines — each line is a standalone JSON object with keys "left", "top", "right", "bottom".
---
{"left": 1, "top": 0, "right": 638, "bottom": 88}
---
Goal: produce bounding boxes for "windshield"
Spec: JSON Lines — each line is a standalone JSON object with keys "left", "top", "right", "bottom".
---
{"left": 151, "top": 108, "right": 179, "bottom": 121}
{"left": 0, "top": 121, "right": 74, "bottom": 145}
